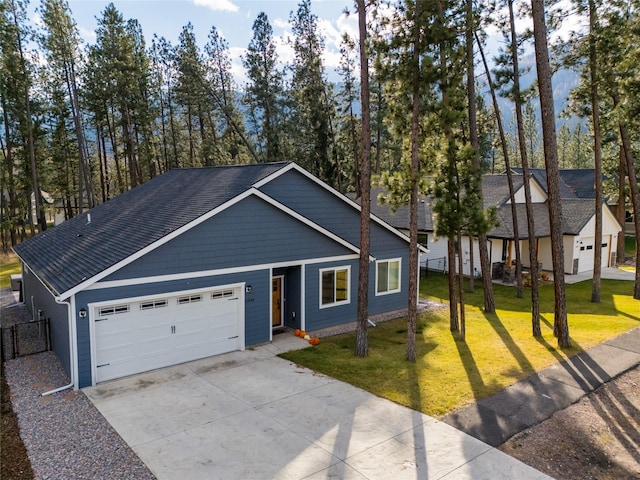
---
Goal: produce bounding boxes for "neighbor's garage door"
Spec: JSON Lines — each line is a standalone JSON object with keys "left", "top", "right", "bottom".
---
{"left": 578, "top": 237, "right": 609, "bottom": 273}
{"left": 93, "top": 287, "right": 242, "bottom": 383}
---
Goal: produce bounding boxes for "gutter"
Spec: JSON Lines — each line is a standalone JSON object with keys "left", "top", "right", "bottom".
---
{"left": 41, "top": 297, "right": 76, "bottom": 396}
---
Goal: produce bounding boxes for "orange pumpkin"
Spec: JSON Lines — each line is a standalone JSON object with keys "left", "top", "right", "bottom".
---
{"left": 299, "top": 330, "right": 306, "bottom": 338}
{"left": 308, "top": 337, "right": 320, "bottom": 346}
{"left": 294, "top": 329, "right": 301, "bottom": 336}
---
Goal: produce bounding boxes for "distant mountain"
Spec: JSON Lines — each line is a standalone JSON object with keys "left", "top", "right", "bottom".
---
{"left": 484, "top": 54, "right": 583, "bottom": 133}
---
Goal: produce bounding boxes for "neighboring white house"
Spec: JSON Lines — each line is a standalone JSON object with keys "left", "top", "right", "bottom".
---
{"left": 366, "top": 171, "right": 623, "bottom": 279}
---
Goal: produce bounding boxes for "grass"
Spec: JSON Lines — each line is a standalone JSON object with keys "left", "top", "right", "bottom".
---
{"left": 0, "top": 253, "right": 20, "bottom": 289}
{"left": 281, "top": 273, "right": 640, "bottom": 417}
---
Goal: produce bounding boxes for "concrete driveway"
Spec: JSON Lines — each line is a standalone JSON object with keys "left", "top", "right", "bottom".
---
{"left": 84, "top": 335, "right": 550, "bottom": 480}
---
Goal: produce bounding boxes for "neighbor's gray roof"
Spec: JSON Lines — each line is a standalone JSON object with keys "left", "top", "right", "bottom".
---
{"left": 362, "top": 176, "right": 531, "bottom": 232}
{"left": 481, "top": 175, "right": 529, "bottom": 208}
{"left": 14, "top": 163, "right": 289, "bottom": 297}
{"left": 357, "top": 186, "right": 434, "bottom": 232}
{"left": 511, "top": 168, "right": 581, "bottom": 199}
{"left": 489, "top": 199, "right": 596, "bottom": 239}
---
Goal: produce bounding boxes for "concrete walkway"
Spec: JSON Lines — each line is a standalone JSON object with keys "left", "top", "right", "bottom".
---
{"left": 442, "top": 327, "right": 640, "bottom": 447}
{"left": 564, "top": 266, "right": 636, "bottom": 284}
{"left": 85, "top": 334, "right": 551, "bottom": 480}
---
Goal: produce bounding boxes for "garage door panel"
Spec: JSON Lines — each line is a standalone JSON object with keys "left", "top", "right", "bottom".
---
{"left": 94, "top": 287, "right": 243, "bottom": 383}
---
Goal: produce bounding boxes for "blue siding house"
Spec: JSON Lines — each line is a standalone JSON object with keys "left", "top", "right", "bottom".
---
{"left": 14, "top": 163, "right": 417, "bottom": 388}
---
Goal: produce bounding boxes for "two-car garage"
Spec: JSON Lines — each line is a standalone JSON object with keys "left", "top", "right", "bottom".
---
{"left": 91, "top": 286, "right": 244, "bottom": 383}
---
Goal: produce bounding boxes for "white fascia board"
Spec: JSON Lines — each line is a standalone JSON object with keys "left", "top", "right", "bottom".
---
{"left": 253, "top": 162, "right": 415, "bottom": 248}
{"left": 85, "top": 254, "right": 360, "bottom": 291}
{"left": 58, "top": 189, "right": 257, "bottom": 301}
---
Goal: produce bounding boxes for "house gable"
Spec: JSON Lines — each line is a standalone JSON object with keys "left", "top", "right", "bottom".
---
{"left": 100, "top": 193, "right": 359, "bottom": 283}
{"left": 257, "top": 166, "right": 412, "bottom": 258}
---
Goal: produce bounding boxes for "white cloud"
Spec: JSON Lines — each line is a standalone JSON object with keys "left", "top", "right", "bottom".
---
{"left": 229, "top": 46, "right": 248, "bottom": 87}
{"left": 192, "top": 0, "right": 239, "bottom": 13}
{"left": 273, "top": 18, "right": 291, "bottom": 30}
{"left": 78, "top": 25, "right": 97, "bottom": 42}
{"left": 31, "top": 12, "right": 44, "bottom": 28}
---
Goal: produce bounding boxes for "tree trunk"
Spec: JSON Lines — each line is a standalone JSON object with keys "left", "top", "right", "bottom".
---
{"left": 615, "top": 106, "right": 640, "bottom": 299}
{"left": 468, "top": 236, "right": 474, "bottom": 292}
{"left": 531, "top": 0, "right": 569, "bottom": 346}
{"left": 616, "top": 147, "right": 626, "bottom": 265}
{"left": 505, "top": 1, "right": 541, "bottom": 334}
{"left": 589, "top": 0, "right": 602, "bottom": 303}
{"left": 458, "top": 231, "right": 466, "bottom": 341}
{"left": 406, "top": 0, "right": 423, "bottom": 362}
{"left": 448, "top": 239, "right": 459, "bottom": 331}
{"left": 355, "top": 0, "right": 371, "bottom": 357}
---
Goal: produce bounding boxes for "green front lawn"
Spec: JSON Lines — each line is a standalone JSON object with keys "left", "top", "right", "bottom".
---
{"left": 281, "top": 274, "right": 640, "bottom": 417}
{"left": 0, "top": 254, "right": 20, "bottom": 289}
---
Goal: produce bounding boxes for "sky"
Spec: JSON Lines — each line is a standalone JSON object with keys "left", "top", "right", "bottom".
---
{"left": 49, "top": 0, "right": 358, "bottom": 85}
{"left": 29, "top": 0, "right": 583, "bottom": 89}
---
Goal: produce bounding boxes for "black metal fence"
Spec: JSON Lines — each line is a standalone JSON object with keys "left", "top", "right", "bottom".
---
{"left": 1, "top": 318, "right": 50, "bottom": 361}
{"left": 421, "top": 256, "right": 447, "bottom": 277}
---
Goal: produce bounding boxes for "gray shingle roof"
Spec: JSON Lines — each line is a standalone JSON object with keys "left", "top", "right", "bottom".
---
{"left": 489, "top": 199, "right": 595, "bottom": 238}
{"left": 558, "top": 169, "right": 600, "bottom": 199}
{"left": 511, "top": 168, "right": 579, "bottom": 199}
{"left": 481, "top": 175, "right": 527, "bottom": 208}
{"left": 14, "top": 163, "right": 289, "bottom": 297}
{"left": 357, "top": 186, "right": 434, "bottom": 232}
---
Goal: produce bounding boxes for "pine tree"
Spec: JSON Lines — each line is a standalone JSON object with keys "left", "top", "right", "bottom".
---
{"left": 39, "top": 0, "right": 95, "bottom": 211}
{"left": 531, "top": 0, "right": 569, "bottom": 346}
{"left": 242, "top": 12, "right": 285, "bottom": 163}
{"left": 289, "top": 0, "right": 337, "bottom": 186}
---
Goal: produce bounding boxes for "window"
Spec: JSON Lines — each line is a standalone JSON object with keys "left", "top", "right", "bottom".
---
{"left": 417, "top": 233, "right": 428, "bottom": 247}
{"left": 177, "top": 294, "right": 202, "bottom": 305}
{"left": 376, "top": 259, "right": 401, "bottom": 295}
{"left": 211, "top": 290, "right": 234, "bottom": 299}
{"left": 140, "top": 300, "right": 167, "bottom": 310}
{"left": 98, "top": 304, "right": 130, "bottom": 316}
{"left": 320, "top": 267, "right": 350, "bottom": 307}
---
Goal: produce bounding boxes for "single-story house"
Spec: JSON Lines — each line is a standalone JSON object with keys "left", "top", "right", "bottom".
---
{"left": 367, "top": 172, "right": 622, "bottom": 279}
{"left": 14, "top": 162, "right": 416, "bottom": 388}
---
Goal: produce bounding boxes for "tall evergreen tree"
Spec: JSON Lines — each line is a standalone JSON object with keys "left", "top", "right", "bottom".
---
{"left": 242, "top": 12, "right": 284, "bottom": 163}
{"left": 289, "top": 0, "right": 337, "bottom": 186}
{"left": 39, "top": 0, "right": 95, "bottom": 211}
{"left": 355, "top": 0, "right": 371, "bottom": 357}
{"left": 2, "top": 0, "right": 47, "bottom": 231}
{"left": 531, "top": 0, "right": 570, "bottom": 347}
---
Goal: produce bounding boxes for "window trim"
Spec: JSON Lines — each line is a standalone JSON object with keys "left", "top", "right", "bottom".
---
{"left": 319, "top": 266, "right": 351, "bottom": 309}
{"left": 375, "top": 258, "right": 402, "bottom": 296}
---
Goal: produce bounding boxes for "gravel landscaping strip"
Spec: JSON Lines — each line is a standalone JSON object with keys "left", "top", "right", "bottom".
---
{"left": 4, "top": 352, "right": 156, "bottom": 480}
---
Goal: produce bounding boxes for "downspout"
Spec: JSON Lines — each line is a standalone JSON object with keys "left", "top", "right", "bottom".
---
{"left": 42, "top": 297, "right": 76, "bottom": 396}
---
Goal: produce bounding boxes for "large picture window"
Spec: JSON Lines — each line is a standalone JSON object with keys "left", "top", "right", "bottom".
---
{"left": 320, "top": 267, "right": 350, "bottom": 307}
{"left": 376, "top": 259, "right": 401, "bottom": 295}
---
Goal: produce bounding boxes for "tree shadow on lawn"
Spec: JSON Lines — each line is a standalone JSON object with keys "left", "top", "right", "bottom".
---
{"left": 462, "top": 280, "right": 638, "bottom": 320}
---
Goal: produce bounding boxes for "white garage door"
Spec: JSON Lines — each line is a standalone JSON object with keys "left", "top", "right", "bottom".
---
{"left": 93, "top": 287, "right": 243, "bottom": 383}
{"left": 578, "top": 237, "right": 609, "bottom": 273}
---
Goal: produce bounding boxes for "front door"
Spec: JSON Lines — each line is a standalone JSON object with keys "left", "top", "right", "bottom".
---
{"left": 272, "top": 276, "right": 284, "bottom": 328}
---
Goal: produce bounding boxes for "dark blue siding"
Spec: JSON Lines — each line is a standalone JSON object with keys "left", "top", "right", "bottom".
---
{"left": 74, "top": 270, "right": 270, "bottom": 388}
{"left": 261, "top": 170, "right": 410, "bottom": 261}
{"left": 304, "top": 259, "right": 359, "bottom": 331}
{"left": 260, "top": 171, "right": 363, "bottom": 247}
{"left": 21, "top": 266, "right": 70, "bottom": 376}
{"left": 106, "top": 195, "right": 353, "bottom": 281}
{"left": 367, "top": 253, "right": 410, "bottom": 315}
